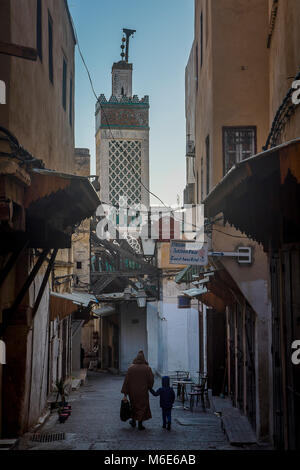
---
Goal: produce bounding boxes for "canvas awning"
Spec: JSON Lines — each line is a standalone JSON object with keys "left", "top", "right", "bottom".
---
{"left": 24, "top": 168, "right": 100, "bottom": 248}
{"left": 182, "top": 286, "right": 208, "bottom": 297}
{"left": 50, "top": 291, "right": 99, "bottom": 321}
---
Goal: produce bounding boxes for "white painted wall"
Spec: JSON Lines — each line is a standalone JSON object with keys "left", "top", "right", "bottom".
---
{"left": 72, "top": 323, "right": 82, "bottom": 373}
{"left": 146, "top": 302, "right": 158, "bottom": 373}
{"left": 120, "top": 303, "right": 148, "bottom": 372}
{"left": 149, "top": 278, "right": 199, "bottom": 381}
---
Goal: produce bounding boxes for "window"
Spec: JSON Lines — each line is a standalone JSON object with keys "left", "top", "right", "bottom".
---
{"left": 36, "top": 0, "right": 42, "bottom": 61}
{"left": 76, "top": 262, "right": 82, "bottom": 269}
{"left": 62, "top": 57, "right": 67, "bottom": 110}
{"left": 69, "top": 76, "right": 73, "bottom": 126}
{"left": 206, "top": 135, "right": 210, "bottom": 195}
{"left": 48, "top": 13, "right": 53, "bottom": 83}
{"left": 223, "top": 127, "right": 257, "bottom": 174}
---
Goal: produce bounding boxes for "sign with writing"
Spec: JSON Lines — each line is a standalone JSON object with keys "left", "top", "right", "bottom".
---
{"left": 169, "top": 240, "right": 208, "bottom": 266}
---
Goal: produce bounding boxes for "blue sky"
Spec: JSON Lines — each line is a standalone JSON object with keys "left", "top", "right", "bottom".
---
{"left": 68, "top": 0, "right": 194, "bottom": 206}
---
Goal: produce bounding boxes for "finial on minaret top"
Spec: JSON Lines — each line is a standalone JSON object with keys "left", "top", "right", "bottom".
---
{"left": 120, "top": 28, "right": 136, "bottom": 63}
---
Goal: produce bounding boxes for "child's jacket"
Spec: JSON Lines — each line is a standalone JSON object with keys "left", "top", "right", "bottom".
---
{"left": 150, "top": 376, "right": 175, "bottom": 409}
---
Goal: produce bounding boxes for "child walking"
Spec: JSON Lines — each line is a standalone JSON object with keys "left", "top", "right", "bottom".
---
{"left": 150, "top": 376, "right": 175, "bottom": 430}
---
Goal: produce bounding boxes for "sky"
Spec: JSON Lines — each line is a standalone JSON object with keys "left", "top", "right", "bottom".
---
{"left": 68, "top": 0, "right": 194, "bottom": 207}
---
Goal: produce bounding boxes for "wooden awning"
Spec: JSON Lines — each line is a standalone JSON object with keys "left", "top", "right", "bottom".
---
{"left": 50, "top": 294, "right": 76, "bottom": 321}
{"left": 24, "top": 169, "right": 100, "bottom": 248}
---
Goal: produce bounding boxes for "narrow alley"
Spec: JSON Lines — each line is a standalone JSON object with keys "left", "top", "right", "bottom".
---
{"left": 1, "top": 0, "right": 300, "bottom": 456}
{"left": 16, "top": 372, "right": 235, "bottom": 451}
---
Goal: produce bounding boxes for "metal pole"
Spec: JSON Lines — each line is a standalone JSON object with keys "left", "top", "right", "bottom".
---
{"left": 9, "top": 248, "right": 50, "bottom": 315}
{"left": 31, "top": 249, "right": 58, "bottom": 321}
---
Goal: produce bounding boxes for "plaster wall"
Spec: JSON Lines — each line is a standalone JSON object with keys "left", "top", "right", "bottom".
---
{"left": 185, "top": 41, "right": 196, "bottom": 141}
{"left": 156, "top": 278, "right": 199, "bottom": 382}
{"left": 146, "top": 302, "right": 158, "bottom": 373}
{"left": 0, "top": 0, "right": 76, "bottom": 173}
{"left": 193, "top": 0, "right": 269, "bottom": 200}
{"left": 268, "top": 0, "right": 300, "bottom": 142}
{"left": 72, "top": 323, "right": 82, "bottom": 373}
{"left": 120, "top": 303, "right": 148, "bottom": 373}
{"left": 72, "top": 148, "right": 91, "bottom": 290}
{"left": 112, "top": 66, "right": 133, "bottom": 98}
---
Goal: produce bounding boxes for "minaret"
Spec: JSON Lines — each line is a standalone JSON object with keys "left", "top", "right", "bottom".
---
{"left": 95, "top": 29, "right": 150, "bottom": 211}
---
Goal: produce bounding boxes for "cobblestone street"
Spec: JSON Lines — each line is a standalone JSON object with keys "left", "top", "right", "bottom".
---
{"left": 16, "top": 372, "right": 237, "bottom": 451}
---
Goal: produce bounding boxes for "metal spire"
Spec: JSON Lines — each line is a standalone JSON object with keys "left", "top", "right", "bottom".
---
{"left": 120, "top": 28, "right": 136, "bottom": 62}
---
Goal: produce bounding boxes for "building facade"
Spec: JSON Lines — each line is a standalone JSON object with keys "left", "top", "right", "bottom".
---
{"left": 183, "top": 0, "right": 300, "bottom": 449}
{"left": 0, "top": 0, "right": 99, "bottom": 438}
{"left": 72, "top": 148, "right": 91, "bottom": 291}
{"left": 184, "top": 0, "right": 273, "bottom": 442}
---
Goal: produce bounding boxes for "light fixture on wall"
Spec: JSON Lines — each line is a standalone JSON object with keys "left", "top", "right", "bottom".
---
{"left": 140, "top": 237, "right": 156, "bottom": 260}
